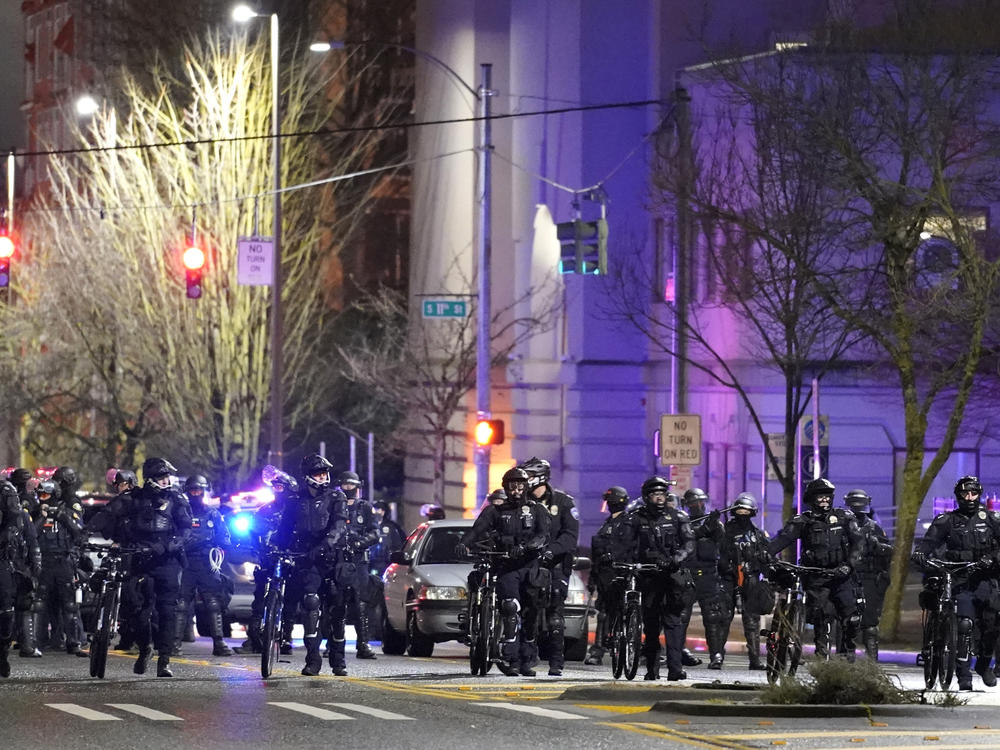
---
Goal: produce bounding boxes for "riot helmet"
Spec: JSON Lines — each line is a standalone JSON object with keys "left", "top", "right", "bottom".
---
{"left": 488, "top": 489, "right": 507, "bottom": 506}
{"left": 843, "top": 489, "right": 871, "bottom": 514}
{"left": 113, "top": 470, "right": 137, "bottom": 494}
{"left": 7, "top": 468, "right": 32, "bottom": 494}
{"left": 142, "top": 457, "right": 177, "bottom": 493}
{"left": 502, "top": 467, "right": 530, "bottom": 502}
{"left": 184, "top": 474, "right": 210, "bottom": 509}
{"left": 955, "top": 475, "right": 983, "bottom": 513}
{"left": 518, "top": 457, "right": 551, "bottom": 491}
{"left": 52, "top": 466, "right": 79, "bottom": 496}
{"left": 732, "top": 491, "right": 758, "bottom": 517}
{"left": 682, "top": 487, "right": 709, "bottom": 514}
{"left": 262, "top": 465, "right": 298, "bottom": 498}
{"left": 804, "top": 477, "right": 835, "bottom": 513}
{"left": 35, "top": 480, "right": 59, "bottom": 506}
{"left": 602, "top": 486, "right": 629, "bottom": 514}
{"left": 300, "top": 453, "right": 333, "bottom": 491}
{"left": 338, "top": 470, "right": 361, "bottom": 500}
{"left": 641, "top": 476, "right": 674, "bottom": 513}
{"left": 665, "top": 492, "right": 680, "bottom": 510}
{"left": 423, "top": 505, "right": 446, "bottom": 521}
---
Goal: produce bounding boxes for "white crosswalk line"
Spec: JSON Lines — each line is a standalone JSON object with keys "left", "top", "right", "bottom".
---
{"left": 46, "top": 704, "right": 122, "bottom": 721}
{"left": 322, "top": 703, "right": 415, "bottom": 721}
{"left": 269, "top": 702, "right": 355, "bottom": 720}
{"left": 471, "top": 702, "right": 585, "bottom": 720}
{"left": 105, "top": 704, "right": 183, "bottom": 721}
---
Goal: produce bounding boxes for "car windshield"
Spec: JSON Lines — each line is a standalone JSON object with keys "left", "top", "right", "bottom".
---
{"left": 419, "top": 528, "right": 471, "bottom": 565}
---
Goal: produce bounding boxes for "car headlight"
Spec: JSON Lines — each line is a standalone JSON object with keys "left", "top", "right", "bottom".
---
{"left": 565, "top": 589, "right": 586, "bottom": 606}
{"left": 418, "top": 585, "right": 468, "bottom": 601}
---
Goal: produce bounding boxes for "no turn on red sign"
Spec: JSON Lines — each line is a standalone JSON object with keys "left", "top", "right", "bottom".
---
{"left": 659, "top": 414, "right": 702, "bottom": 466}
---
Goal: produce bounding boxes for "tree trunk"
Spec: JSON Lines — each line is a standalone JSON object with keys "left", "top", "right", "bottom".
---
{"left": 881, "top": 444, "right": 925, "bottom": 640}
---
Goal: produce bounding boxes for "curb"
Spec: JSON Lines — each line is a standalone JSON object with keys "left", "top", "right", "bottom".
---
{"left": 557, "top": 681, "right": 762, "bottom": 704}
{"left": 648, "top": 700, "right": 959, "bottom": 718}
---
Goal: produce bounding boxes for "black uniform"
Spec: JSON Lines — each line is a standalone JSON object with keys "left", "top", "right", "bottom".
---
{"left": 460, "top": 495, "right": 550, "bottom": 675}
{"left": 177, "top": 497, "right": 232, "bottom": 655}
{"left": 534, "top": 485, "right": 579, "bottom": 674}
{"left": 768, "top": 507, "right": 864, "bottom": 658}
{"left": 241, "top": 483, "right": 293, "bottom": 653}
{"left": 34, "top": 491, "right": 86, "bottom": 654}
{"left": 103, "top": 478, "right": 192, "bottom": 675}
{"left": 915, "top": 503, "right": 1000, "bottom": 688}
{"left": 632, "top": 503, "right": 695, "bottom": 679}
{"left": 340, "top": 497, "right": 380, "bottom": 658}
{"left": 272, "top": 482, "right": 349, "bottom": 675}
{"left": 852, "top": 512, "right": 892, "bottom": 659}
{"left": 585, "top": 509, "right": 636, "bottom": 664}
{"left": 720, "top": 515, "right": 771, "bottom": 669}
{"left": 0, "top": 480, "right": 39, "bottom": 677}
{"left": 679, "top": 513, "right": 728, "bottom": 665}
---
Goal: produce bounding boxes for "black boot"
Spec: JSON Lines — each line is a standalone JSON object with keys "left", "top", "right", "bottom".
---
{"left": 521, "top": 640, "right": 539, "bottom": 677}
{"left": 681, "top": 647, "right": 702, "bottom": 667}
{"left": 643, "top": 654, "right": 660, "bottom": 681}
{"left": 708, "top": 653, "right": 724, "bottom": 670}
{"left": 328, "top": 638, "right": 347, "bottom": 676}
{"left": 18, "top": 613, "right": 41, "bottom": 658}
{"left": 746, "top": 629, "right": 764, "bottom": 670}
{"left": 356, "top": 607, "right": 377, "bottom": 659}
{"left": 301, "top": 636, "right": 322, "bottom": 676}
{"left": 975, "top": 657, "right": 997, "bottom": 688}
{"left": 210, "top": 611, "right": 233, "bottom": 656}
{"left": 157, "top": 654, "right": 173, "bottom": 677}
{"left": 583, "top": 646, "right": 604, "bottom": 666}
{"left": 814, "top": 629, "right": 830, "bottom": 660}
{"left": 0, "top": 645, "right": 10, "bottom": 678}
{"left": 134, "top": 648, "right": 151, "bottom": 675}
{"left": 863, "top": 627, "right": 879, "bottom": 661}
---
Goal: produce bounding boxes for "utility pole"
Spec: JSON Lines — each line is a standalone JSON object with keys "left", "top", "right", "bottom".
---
{"left": 474, "top": 63, "right": 494, "bottom": 504}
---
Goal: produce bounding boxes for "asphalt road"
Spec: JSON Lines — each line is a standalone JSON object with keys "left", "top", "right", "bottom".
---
{"left": 3, "top": 635, "right": 1000, "bottom": 749}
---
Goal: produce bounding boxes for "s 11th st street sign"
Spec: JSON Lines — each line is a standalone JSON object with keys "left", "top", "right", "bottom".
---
{"left": 422, "top": 299, "right": 468, "bottom": 318}
{"left": 659, "top": 414, "right": 702, "bottom": 466}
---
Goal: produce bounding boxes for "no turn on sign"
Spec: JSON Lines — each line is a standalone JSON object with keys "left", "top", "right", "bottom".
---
{"left": 659, "top": 414, "right": 702, "bottom": 466}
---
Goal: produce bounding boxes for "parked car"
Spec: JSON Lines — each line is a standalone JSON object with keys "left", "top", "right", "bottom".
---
{"left": 381, "top": 519, "right": 590, "bottom": 659}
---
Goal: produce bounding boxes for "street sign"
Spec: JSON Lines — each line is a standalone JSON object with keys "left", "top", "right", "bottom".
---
{"left": 421, "top": 299, "right": 468, "bottom": 318}
{"left": 659, "top": 414, "right": 701, "bottom": 466}
{"left": 766, "top": 433, "right": 786, "bottom": 480}
{"left": 670, "top": 465, "right": 693, "bottom": 493}
{"left": 237, "top": 236, "right": 274, "bottom": 286}
{"left": 798, "top": 414, "right": 829, "bottom": 497}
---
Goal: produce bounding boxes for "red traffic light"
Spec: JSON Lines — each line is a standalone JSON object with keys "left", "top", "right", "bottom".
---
{"left": 183, "top": 245, "right": 205, "bottom": 270}
{"left": 474, "top": 419, "right": 504, "bottom": 446}
{"left": 0, "top": 235, "right": 14, "bottom": 259}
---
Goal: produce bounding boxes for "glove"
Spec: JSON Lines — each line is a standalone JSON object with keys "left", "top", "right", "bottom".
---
{"left": 599, "top": 552, "right": 614, "bottom": 565}
{"left": 708, "top": 509, "right": 721, "bottom": 523}
{"left": 540, "top": 549, "right": 555, "bottom": 565}
{"left": 454, "top": 542, "right": 470, "bottom": 558}
{"left": 976, "top": 555, "right": 994, "bottom": 571}
{"left": 656, "top": 558, "right": 675, "bottom": 572}
{"left": 586, "top": 581, "right": 596, "bottom": 595}
{"left": 31, "top": 562, "right": 42, "bottom": 578}
{"left": 833, "top": 564, "right": 851, "bottom": 578}
{"left": 511, "top": 543, "right": 527, "bottom": 559}
{"left": 911, "top": 551, "right": 928, "bottom": 567}
{"left": 149, "top": 542, "right": 167, "bottom": 556}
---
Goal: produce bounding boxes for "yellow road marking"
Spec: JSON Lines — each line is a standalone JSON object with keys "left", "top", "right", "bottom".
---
{"left": 573, "top": 704, "right": 650, "bottom": 714}
{"left": 600, "top": 722, "right": 756, "bottom": 749}
{"left": 715, "top": 729, "right": 1000, "bottom": 741}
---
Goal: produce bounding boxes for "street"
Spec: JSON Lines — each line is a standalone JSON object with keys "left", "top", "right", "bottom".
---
{"left": 3, "top": 633, "right": 1000, "bottom": 750}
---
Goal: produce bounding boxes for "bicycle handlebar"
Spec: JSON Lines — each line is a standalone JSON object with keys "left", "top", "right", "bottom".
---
{"left": 924, "top": 559, "right": 980, "bottom": 572}
{"left": 611, "top": 562, "right": 660, "bottom": 572}
{"left": 769, "top": 560, "right": 836, "bottom": 576}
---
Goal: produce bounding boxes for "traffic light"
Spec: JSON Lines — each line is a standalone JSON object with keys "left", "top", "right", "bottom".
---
{"left": 182, "top": 244, "right": 205, "bottom": 299}
{"left": 474, "top": 418, "right": 505, "bottom": 446}
{"left": 0, "top": 233, "right": 15, "bottom": 288}
{"left": 556, "top": 218, "right": 607, "bottom": 275}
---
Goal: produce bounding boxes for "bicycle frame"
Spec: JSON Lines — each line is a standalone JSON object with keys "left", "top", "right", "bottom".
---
{"left": 763, "top": 561, "right": 830, "bottom": 683}
{"left": 920, "top": 559, "right": 977, "bottom": 690}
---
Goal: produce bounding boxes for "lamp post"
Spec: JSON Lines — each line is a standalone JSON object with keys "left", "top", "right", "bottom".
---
{"left": 312, "top": 42, "right": 495, "bottom": 505}
{"left": 233, "top": 4, "right": 284, "bottom": 468}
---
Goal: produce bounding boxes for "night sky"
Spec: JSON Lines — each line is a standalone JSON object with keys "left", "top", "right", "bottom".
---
{"left": 0, "top": 2, "right": 24, "bottom": 152}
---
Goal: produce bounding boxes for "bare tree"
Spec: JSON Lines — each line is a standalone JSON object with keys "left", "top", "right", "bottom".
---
{"left": 335, "top": 271, "right": 560, "bottom": 507}
{"left": 1, "top": 29, "right": 400, "bottom": 486}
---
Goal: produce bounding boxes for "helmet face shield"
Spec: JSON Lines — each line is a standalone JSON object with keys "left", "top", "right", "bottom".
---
{"left": 150, "top": 474, "right": 173, "bottom": 490}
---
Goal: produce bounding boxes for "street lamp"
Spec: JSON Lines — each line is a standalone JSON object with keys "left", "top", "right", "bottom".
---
{"left": 232, "top": 4, "right": 284, "bottom": 468}
{"left": 313, "top": 40, "right": 495, "bottom": 505}
{"left": 75, "top": 95, "right": 99, "bottom": 117}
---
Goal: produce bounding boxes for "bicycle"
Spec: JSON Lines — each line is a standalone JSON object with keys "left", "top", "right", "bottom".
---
{"left": 466, "top": 549, "right": 511, "bottom": 676}
{"left": 83, "top": 544, "right": 140, "bottom": 679}
{"left": 762, "top": 560, "right": 832, "bottom": 684}
{"left": 919, "top": 559, "right": 978, "bottom": 691}
{"left": 258, "top": 548, "right": 305, "bottom": 679}
{"left": 607, "top": 562, "right": 658, "bottom": 680}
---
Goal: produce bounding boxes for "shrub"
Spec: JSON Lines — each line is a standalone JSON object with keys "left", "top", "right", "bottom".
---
{"left": 760, "top": 659, "right": 920, "bottom": 705}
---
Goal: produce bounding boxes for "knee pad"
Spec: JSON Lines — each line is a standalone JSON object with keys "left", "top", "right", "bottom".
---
{"left": 302, "top": 593, "right": 322, "bottom": 612}
{"left": 202, "top": 597, "right": 222, "bottom": 614}
{"left": 500, "top": 599, "right": 520, "bottom": 617}
{"left": 958, "top": 617, "right": 974, "bottom": 635}
{"left": 30, "top": 598, "right": 46, "bottom": 616}
{"left": 547, "top": 612, "right": 565, "bottom": 633}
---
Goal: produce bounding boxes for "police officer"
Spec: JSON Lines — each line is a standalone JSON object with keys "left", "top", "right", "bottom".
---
{"left": 337, "top": 470, "right": 380, "bottom": 660}
{"left": 457, "top": 467, "right": 549, "bottom": 676}
{"left": 719, "top": 492, "right": 771, "bottom": 670}
{"left": 678, "top": 487, "right": 728, "bottom": 670}
{"left": 633, "top": 476, "right": 695, "bottom": 680}
{"left": 769, "top": 478, "right": 864, "bottom": 661}
{"left": 241, "top": 466, "right": 297, "bottom": 654}
{"left": 102, "top": 457, "right": 192, "bottom": 677}
{"left": 106, "top": 470, "right": 139, "bottom": 652}
{"left": 368, "top": 501, "right": 405, "bottom": 576}
{"left": 913, "top": 476, "right": 1000, "bottom": 690}
{"left": 584, "top": 486, "right": 635, "bottom": 666}
{"left": 34, "top": 478, "right": 87, "bottom": 656}
{"left": 842, "top": 489, "right": 892, "bottom": 661}
{"left": 176, "top": 475, "right": 233, "bottom": 657}
{"left": 519, "top": 457, "right": 579, "bottom": 677}
{"left": 1, "top": 480, "right": 38, "bottom": 677}
{"left": 10, "top": 473, "right": 42, "bottom": 658}
{"left": 273, "top": 454, "right": 349, "bottom": 676}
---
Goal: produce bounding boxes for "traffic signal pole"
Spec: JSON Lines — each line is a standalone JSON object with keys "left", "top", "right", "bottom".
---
{"left": 475, "top": 63, "right": 494, "bottom": 505}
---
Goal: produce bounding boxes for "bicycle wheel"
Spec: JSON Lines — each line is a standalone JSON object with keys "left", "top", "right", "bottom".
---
{"left": 623, "top": 601, "right": 643, "bottom": 681}
{"left": 939, "top": 611, "right": 957, "bottom": 691}
{"left": 609, "top": 608, "right": 624, "bottom": 679}
{"left": 470, "top": 594, "right": 489, "bottom": 676}
{"left": 786, "top": 602, "right": 804, "bottom": 677}
{"left": 90, "top": 587, "right": 117, "bottom": 679}
{"left": 486, "top": 590, "right": 503, "bottom": 674}
{"left": 922, "top": 610, "right": 939, "bottom": 690}
{"left": 765, "top": 602, "right": 790, "bottom": 684}
{"left": 260, "top": 589, "right": 282, "bottom": 679}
